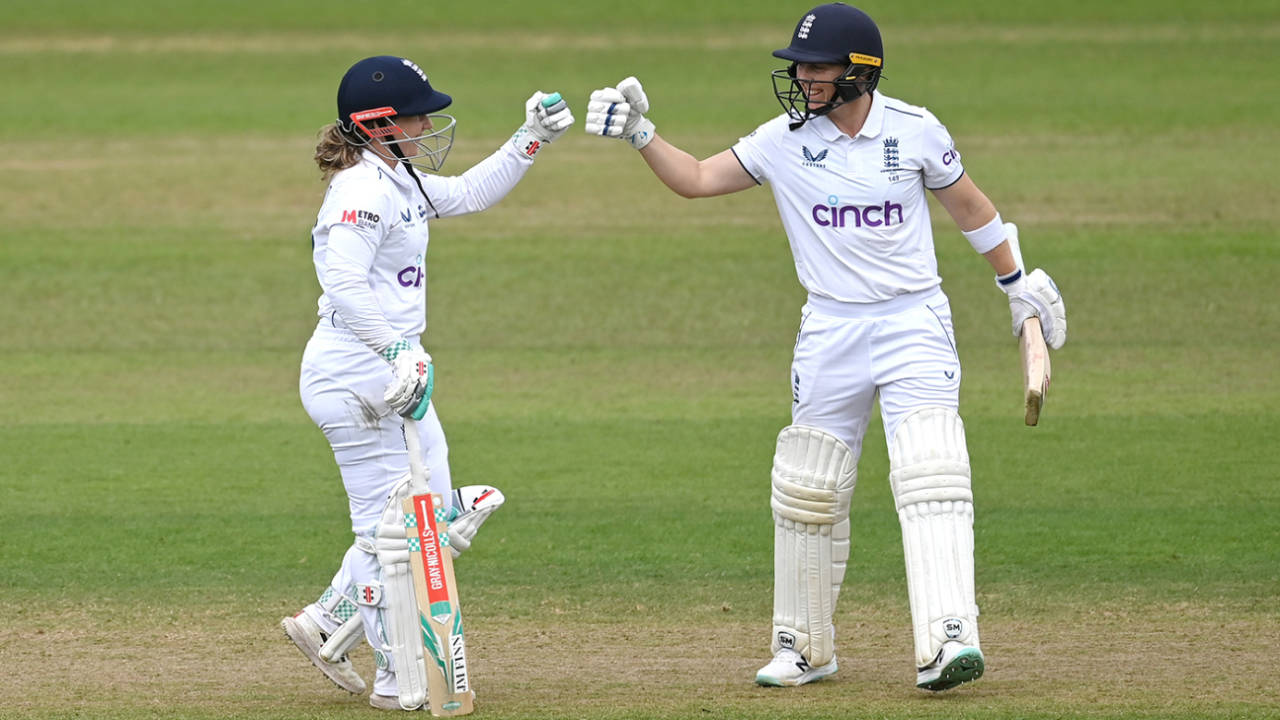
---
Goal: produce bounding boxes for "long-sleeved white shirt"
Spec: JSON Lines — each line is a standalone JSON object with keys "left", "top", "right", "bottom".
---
{"left": 310, "top": 144, "right": 534, "bottom": 355}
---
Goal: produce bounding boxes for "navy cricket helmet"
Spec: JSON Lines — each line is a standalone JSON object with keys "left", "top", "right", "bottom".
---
{"left": 771, "top": 3, "right": 884, "bottom": 129}
{"left": 335, "top": 56, "right": 456, "bottom": 171}
{"left": 337, "top": 55, "right": 452, "bottom": 126}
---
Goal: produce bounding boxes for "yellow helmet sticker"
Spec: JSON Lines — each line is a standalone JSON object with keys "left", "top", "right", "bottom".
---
{"left": 848, "top": 52, "right": 882, "bottom": 67}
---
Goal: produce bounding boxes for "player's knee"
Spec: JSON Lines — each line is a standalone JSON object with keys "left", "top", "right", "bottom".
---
{"left": 888, "top": 408, "right": 971, "bottom": 510}
{"left": 770, "top": 425, "right": 857, "bottom": 525}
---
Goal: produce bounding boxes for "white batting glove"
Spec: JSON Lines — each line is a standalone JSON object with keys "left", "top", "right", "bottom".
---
{"left": 383, "top": 348, "right": 434, "bottom": 420}
{"left": 508, "top": 91, "right": 574, "bottom": 158}
{"left": 585, "top": 76, "right": 656, "bottom": 150}
{"left": 998, "top": 268, "right": 1067, "bottom": 349}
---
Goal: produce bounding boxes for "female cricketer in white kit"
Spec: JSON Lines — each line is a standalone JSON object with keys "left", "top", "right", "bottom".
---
{"left": 279, "top": 55, "right": 573, "bottom": 710}
{"left": 586, "top": 3, "right": 1065, "bottom": 693}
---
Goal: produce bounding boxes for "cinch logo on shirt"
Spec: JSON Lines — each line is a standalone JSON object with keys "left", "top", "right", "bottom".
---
{"left": 398, "top": 254, "right": 424, "bottom": 288}
{"left": 397, "top": 265, "right": 423, "bottom": 287}
{"left": 811, "top": 196, "right": 905, "bottom": 228}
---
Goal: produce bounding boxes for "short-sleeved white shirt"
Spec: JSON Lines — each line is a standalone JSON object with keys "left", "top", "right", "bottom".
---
{"left": 732, "top": 92, "right": 964, "bottom": 303}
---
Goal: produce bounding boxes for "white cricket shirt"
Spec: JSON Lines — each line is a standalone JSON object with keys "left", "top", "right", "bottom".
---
{"left": 732, "top": 91, "right": 964, "bottom": 303}
{"left": 311, "top": 145, "right": 532, "bottom": 355}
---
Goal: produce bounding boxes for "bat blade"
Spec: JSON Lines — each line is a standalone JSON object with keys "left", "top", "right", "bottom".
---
{"left": 405, "top": 492, "right": 473, "bottom": 717}
{"left": 1020, "top": 317, "right": 1051, "bottom": 426}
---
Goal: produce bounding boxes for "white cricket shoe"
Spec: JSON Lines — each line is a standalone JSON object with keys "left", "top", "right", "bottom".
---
{"left": 755, "top": 648, "right": 838, "bottom": 686}
{"left": 369, "top": 693, "right": 423, "bottom": 711}
{"left": 916, "top": 641, "right": 984, "bottom": 691}
{"left": 370, "top": 691, "right": 474, "bottom": 711}
{"left": 281, "top": 612, "right": 367, "bottom": 694}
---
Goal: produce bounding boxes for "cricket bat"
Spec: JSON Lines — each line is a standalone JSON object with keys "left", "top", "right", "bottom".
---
{"left": 1020, "top": 317, "right": 1051, "bottom": 426}
{"left": 402, "top": 420, "right": 473, "bottom": 717}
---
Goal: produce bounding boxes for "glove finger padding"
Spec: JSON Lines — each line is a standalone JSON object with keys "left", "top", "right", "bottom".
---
{"left": 524, "top": 91, "right": 548, "bottom": 115}
{"left": 540, "top": 105, "right": 575, "bottom": 133}
{"left": 1026, "top": 269, "right": 1066, "bottom": 349}
{"left": 586, "top": 81, "right": 654, "bottom": 149}
{"left": 1006, "top": 270, "right": 1066, "bottom": 350}
{"left": 585, "top": 88, "right": 629, "bottom": 137}
{"left": 522, "top": 90, "right": 574, "bottom": 143}
{"left": 617, "top": 76, "right": 649, "bottom": 114}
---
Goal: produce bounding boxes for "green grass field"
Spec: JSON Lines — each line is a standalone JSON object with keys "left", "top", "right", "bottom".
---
{"left": 2, "top": 1, "right": 1278, "bottom": 718}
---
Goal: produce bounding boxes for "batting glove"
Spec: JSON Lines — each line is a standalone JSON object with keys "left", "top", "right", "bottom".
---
{"left": 998, "top": 268, "right": 1067, "bottom": 349}
{"left": 383, "top": 348, "right": 434, "bottom": 420}
{"left": 585, "top": 76, "right": 656, "bottom": 150}
{"left": 508, "top": 91, "right": 574, "bottom": 158}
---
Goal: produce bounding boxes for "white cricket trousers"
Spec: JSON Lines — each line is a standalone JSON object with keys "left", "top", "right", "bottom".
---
{"left": 299, "top": 320, "right": 454, "bottom": 697}
{"left": 791, "top": 287, "right": 961, "bottom": 455}
{"left": 299, "top": 321, "right": 454, "bottom": 532}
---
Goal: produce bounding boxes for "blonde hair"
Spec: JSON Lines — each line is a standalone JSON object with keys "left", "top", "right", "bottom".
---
{"left": 314, "top": 122, "right": 363, "bottom": 183}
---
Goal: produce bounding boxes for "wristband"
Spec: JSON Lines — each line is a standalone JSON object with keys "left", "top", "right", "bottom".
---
{"left": 961, "top": 213, "right": 1006, "bottom": 254}
{"left": 996, "top": 268, "right": 1022, "bottom": 286}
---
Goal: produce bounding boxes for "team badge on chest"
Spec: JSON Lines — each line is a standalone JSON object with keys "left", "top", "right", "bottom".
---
{"left": 882, "top": 137, "right": 901, "bottom": 182}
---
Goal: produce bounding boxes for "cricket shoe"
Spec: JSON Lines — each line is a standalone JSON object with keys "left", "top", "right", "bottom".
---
{"left": 755, "top": 648, "right": 838, "bottom": 687}
{"left": 916, "top": 641, "right": 984, "bottom": 692}
{"left": 370, "top": 691, "right": 474, "bottom": 711}
{"left": 281, "top": 612, "right": 367, "bottom": 694}
{"left": 369, "top": 693, "right": 423, "bottom": 711}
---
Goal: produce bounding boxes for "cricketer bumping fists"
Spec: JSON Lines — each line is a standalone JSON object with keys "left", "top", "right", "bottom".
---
{"left": 585, "top": 77, "right": 656, "bottom": 150}
{"left": 508, "top": 90, "right": 576, "bottom": 158}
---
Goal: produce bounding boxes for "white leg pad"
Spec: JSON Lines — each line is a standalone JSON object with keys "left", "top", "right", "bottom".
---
{"left": 317, "top": 580, "right": 365, "bottom": 663}
{"left": 319, "top": 612, "right": 365, "bottom": 663}
{"left": 374, "top": 476, "right": 429, "bottom": 710}
{"left": 889, "top": 408, "right": 980, "bottom": 668}
{"left": 769, "top": 425, "right": 857, "bottom": 668}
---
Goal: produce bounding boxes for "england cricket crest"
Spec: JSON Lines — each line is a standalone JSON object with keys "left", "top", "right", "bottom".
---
{"left": 404, "top": 493, "right": 473, "bottom": 716}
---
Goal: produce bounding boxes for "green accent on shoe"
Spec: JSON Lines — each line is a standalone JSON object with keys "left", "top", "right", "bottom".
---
{"left": 755, "top": 673, "right": 784, "bottom": 687}
{"left": 917, "top": 648, "right": 985, "bottom": 691}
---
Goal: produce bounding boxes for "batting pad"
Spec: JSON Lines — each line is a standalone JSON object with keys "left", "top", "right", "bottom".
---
{"left": 374, "top": 476, "right": 429, "bottom": 710}
{"left": 889, "top": 408, "right": 980, "bottom": 668}
{"left": 769, "top": 425, "right": 857, "bottom": 667}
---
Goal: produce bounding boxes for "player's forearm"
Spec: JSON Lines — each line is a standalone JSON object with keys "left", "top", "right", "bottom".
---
{"left": 933, "top": 176, "right": 1019, "bottom": 273}
{"left": 982, "top": 242, "right": 1019, "bottom": 277}
{"left": 321, "top": 257, "right": 402, "bottom": 354}
{"left": 637, "top": 134, "right": 709, "bottom": 198}
{"left": 456, "top": 142, "right": 534, "bottom": 215}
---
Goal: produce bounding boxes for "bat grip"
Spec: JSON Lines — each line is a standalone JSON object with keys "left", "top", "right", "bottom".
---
{"left": 404, "top": 418, "right": 429, "bottom": 491}
{"left": 540, "top": 91, "right": 567, "bottom": 115}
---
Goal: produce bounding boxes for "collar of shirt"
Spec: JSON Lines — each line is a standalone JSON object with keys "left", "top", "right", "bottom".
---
{"left": 811, "top": 90, "right": 886, "bottom": 142}
{"left": 358, "top": 148, "right": 417, "bottom": 190}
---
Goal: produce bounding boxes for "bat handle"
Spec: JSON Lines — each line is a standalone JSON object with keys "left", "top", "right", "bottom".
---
{"left": 404, "top": 418, "right": 429, "bottom": 491}
{"left": 540, "top": 91, "right": 567, "bottom": 115}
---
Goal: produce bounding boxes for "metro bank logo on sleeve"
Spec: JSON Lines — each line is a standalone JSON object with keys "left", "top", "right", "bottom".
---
{"left": 340, "top": 209, "right": 380, "bottom": 228}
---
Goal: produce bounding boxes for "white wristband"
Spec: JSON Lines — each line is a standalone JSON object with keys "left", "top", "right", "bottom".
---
{"left": 961, "top": 213, "right": 1006, "bottom": 254}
